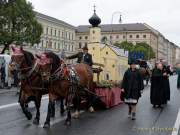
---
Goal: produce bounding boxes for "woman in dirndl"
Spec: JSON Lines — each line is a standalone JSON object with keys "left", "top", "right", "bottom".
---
{"left": 121, "top": 60, "right": 144, "bottom": 120}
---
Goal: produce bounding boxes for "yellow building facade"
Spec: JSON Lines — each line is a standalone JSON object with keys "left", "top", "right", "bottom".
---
{"left": 88, "top": 10, "right": 128, "bottom": 82}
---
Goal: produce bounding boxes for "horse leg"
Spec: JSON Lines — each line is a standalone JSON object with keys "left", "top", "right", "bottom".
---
{"left": 87, "top": 93, "right": 95, "bottom": 113}
{"left": 73, "top": 95, "right": 80, "bottom": 119}
{"left": 18, "top": 89, "right": 22, "bottom": 103}
{"left": 33, "top": 96, "right": 41, "bottom": 125}
{"left": 76, "top": 95, "right": 81, "bottom": 117}
{"left": 65, "top": 101, "right": 71, "bottom": 126}
{"left": 88, "top": 81, "right": 95, "bottom": 113}
{"left": 43, "top": 100, "right": 54, "bottom": 128}
{"left": 146, "top": 77, "right": 149, "bottom": 86}
{"left": 65, "top": 108, "right": 71, "bottom": 126}
{"left": 60, "top": 97, "right": 65, "bottom": 115}
{"left": 50, "top": 101, "right": 55, "bottom": 118}
{"left": 18, "top": 89, "right": 29, "bottom": 107}
{"left": 19, "top": 94, "right": 32, "bottom": 120}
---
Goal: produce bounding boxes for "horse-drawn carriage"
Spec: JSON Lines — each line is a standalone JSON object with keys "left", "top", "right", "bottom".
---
{"left": 10, "top": 46, "right": 122, "bottom": 128}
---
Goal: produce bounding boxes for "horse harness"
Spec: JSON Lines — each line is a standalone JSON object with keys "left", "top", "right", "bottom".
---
{"left": 18, "top": 62, "right": 47, "bottom": 91}
{"left": 49, "top": 63, "right": 80, "bottom": 85}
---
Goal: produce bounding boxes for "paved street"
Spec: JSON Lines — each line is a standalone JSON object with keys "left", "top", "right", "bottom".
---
{"left": 0, "top": 76, "right": 180, "bottom": 135}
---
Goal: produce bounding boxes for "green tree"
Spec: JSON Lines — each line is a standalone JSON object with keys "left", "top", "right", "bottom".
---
{"left": 114, "top": 41, "right": 134, "bottom": 52}
{"left": 134, "top": 42, "right": 155, "bottom": 60}
{"left": 0, "top": 0, "right": 43, "bottom": 54}
{"left": 114, "top": 41, "right": 155, "bottom": 60}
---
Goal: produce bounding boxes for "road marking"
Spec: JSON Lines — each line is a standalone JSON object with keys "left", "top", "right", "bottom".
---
{"left": 0, "top": 96, "right": 48, "bottom": 110}
{"left": 172, "top": 108, "right": 180, "bottom": 135}
{"left": 39, "top": 110, "right": 85, "bottom": 127}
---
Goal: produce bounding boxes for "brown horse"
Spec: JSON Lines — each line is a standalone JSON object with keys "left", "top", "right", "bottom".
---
{"left": 135, "top": 59, "right": 152, "bottom": 85}
{"left": 11, "top": 46, "right": 50, "bottom": 125}
{"left": 36, "top": 52, "right": 94, "bottom": 128}
{"left": 139, "top": 67, "right": 152, "bottom": 86}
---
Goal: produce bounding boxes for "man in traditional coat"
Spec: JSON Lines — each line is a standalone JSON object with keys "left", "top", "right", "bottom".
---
{"left": 121, "top": 60, "right": 144, "bottom": 120}
{"left": 150, "top": 62, "right": 166, "bottom": 108}
{"left": 66, "top": 45, "right": 93, "bottom": 66}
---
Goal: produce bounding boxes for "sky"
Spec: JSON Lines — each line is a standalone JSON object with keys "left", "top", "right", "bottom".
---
{"left": 27, "top": 0, "right": 180, "bottom": 46}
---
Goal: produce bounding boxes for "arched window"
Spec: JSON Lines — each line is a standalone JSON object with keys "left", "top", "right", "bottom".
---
{"left": 106, "top": 74, "right": 109, "bottom": 80}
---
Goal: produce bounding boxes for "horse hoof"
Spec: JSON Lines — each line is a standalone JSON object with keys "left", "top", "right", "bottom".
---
{"left": 72, "top": 111, "right": 80, "bottom": 119}
{"left": 43, "top": 123, "right": 50, "bottom": 128}
{"left": 65, "top": 120, "right": 71, "bottom": 126}
{"left": 89, "top": 106, "right": 95, "bottom": 113}
{"left": 27, "top": 113, "right": 32, "bottom": 120}
{"left": 33, "top": 118, "right": 39, "bottom": 125}
{"left": 73, "top": 115, "right": 79, "bottom": 119}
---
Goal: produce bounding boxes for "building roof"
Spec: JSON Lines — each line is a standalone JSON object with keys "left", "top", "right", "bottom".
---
{"left": 76, "top": 23, "right": 150, "bottom": 33}
{"left": 35, "top": 12, "right": 76, "bottom": 29}
{"left": 101, "top": 44, "right": 128, "bottom": 57}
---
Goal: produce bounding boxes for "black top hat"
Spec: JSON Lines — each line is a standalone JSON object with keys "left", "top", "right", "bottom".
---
{"left": 82, "top": 45, "right": 88, "bottom": 50}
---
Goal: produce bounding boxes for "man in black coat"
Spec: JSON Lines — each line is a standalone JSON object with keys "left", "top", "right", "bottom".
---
{"left": 150, "top": 62, "right": 167, "bottom": 108}
{"left": 160, "top": 60, "right": 171, "bottom": 103}
{"left": 66, "top": 45, "right": 93, "bottom": 66}
{"left": 121, "top": 60, "right": 144, "bottom": 120}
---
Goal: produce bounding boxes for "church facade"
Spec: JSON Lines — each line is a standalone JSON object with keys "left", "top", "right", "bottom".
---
{"left": 88, "top": 9, "right": 129, "bottom": 81}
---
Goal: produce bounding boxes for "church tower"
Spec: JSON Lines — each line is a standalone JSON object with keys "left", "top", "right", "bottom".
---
{"left": 88, "top": 6, "right": 102, "bottom": 65}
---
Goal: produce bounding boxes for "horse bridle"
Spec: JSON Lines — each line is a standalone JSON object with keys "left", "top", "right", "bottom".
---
{"left": 11, "top": 55, "right": 40, "bottom": 80}
{"left": 38, "top": 60, "right": 53, "bottom": 81}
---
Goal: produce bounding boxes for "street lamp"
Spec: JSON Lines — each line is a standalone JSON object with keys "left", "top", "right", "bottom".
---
{"left": 111, "top": 11, "right": 122, "bottom": 24}
{"left": 110, "top": 11, "right": 122, "bottom": 44}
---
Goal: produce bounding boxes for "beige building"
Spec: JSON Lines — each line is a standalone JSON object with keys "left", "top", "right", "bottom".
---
{"left": 176, "top": 47, "right": 180, "bottom": 63}
{"left": 34, "top": 11, "right": 179, "bottom": 65}
{"left": 76, "top": 23, "right": 179, "bottom": 65}
{"left": 35, "top": 12, "right": 77, "bottom": 63}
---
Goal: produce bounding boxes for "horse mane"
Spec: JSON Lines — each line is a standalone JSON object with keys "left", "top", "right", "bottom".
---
{"left": 23, "top": 50, "right": 34, "bottom": 67}
{"left": 44, "top": 51, "right": 60, "bottom": 73}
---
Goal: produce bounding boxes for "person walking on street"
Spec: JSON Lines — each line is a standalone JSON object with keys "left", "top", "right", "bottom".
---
{"left": 161, "top": 59, "right": 171, "bottom": 103}
{"left": 0, "top": 57, "right": 6, "bottom": 89}
{"left": 150, "top": 62, "right": 166, "bottom": 108}
{"left": 176, "top": 63, "right": 180, "bottom": 90}
{"left": 121, "top": 60, "right": 144, "bottom": 120}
